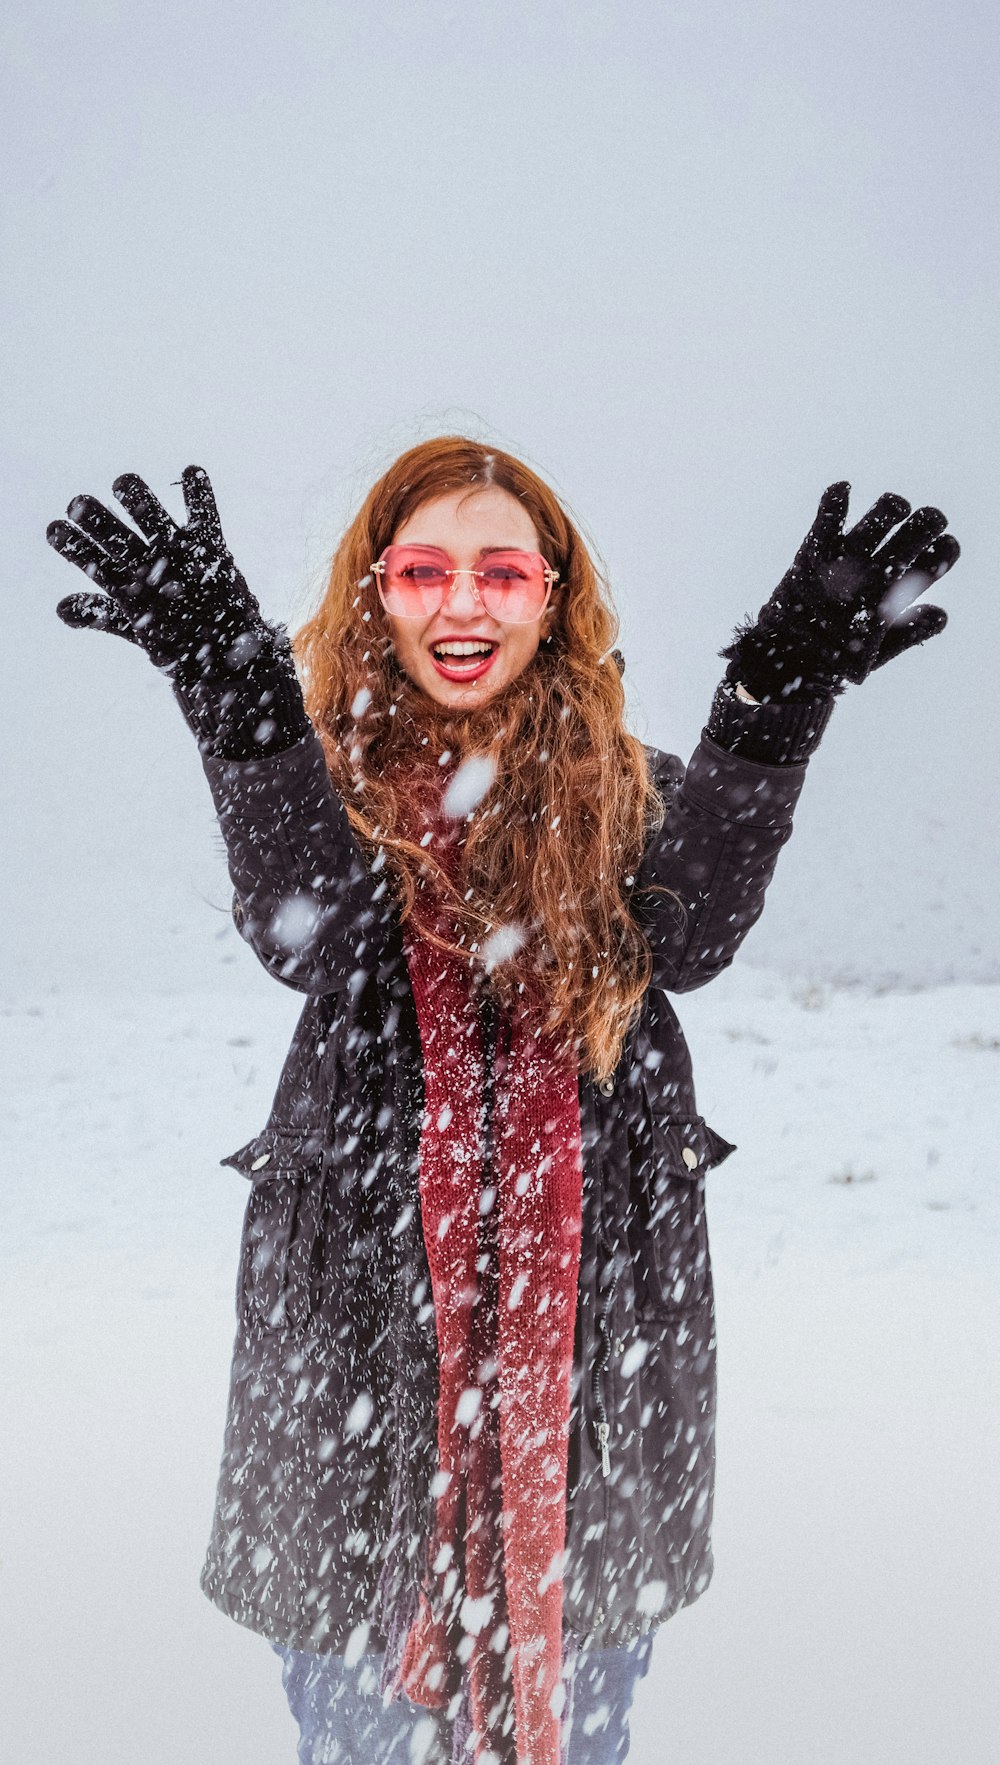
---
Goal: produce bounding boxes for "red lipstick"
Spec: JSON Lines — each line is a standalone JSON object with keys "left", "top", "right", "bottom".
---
{"left": 428, "top": 639, "right": 499, "bottom": 683}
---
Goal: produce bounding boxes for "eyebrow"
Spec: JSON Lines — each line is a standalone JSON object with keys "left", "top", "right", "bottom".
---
{"left": 398, "top": 543, "right": 532, "bottom": 557}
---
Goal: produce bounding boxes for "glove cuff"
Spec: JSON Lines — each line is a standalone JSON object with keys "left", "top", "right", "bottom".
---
{"left": 170, "top": 625, "right": 313, "bottom": 759}
{"left": 706, "top": 677, "right": 835, "bottom": 764}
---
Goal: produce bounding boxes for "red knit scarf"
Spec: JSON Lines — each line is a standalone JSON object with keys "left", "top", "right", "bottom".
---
{"left": 397, "top": 920, "right": 583, "bottom": 1765}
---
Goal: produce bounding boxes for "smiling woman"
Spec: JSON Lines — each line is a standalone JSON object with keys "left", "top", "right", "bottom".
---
{"left": 294, "top": 439, "right": 663, "bottom": 1085}
{"left": 375, "top": 488, "right": 557, "bottom": 703}
{"left": 46, "top": 437, "right": 959, "bottom": 1765}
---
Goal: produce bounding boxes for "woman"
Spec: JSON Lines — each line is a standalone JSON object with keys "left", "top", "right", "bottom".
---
{"left": 47, "top": 440, "right": 958, "bottom": 1765}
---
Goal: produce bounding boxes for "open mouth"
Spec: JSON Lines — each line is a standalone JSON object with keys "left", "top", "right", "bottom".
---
{"left": 429, "top": 639, "right": 499, "bottom": 682}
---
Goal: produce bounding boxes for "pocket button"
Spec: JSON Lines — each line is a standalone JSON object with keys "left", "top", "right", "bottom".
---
{"left": 251, "top": 1152, "right": 272, "bottom": 1170}
{"left": 681, "top": 1146, "right": 699, "bottom": 1171}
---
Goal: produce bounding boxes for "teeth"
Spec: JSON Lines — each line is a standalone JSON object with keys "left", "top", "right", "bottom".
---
{"left": 433, "top": 641, "right": 495, "bottom": 657}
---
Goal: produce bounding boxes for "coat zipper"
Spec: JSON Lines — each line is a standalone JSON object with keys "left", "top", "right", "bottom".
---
{"left": 591, "top": 1262, "right": 619, "bottom": 1478}
{"left": 585, "top": 1250, "right": 619, "bottom": 1637}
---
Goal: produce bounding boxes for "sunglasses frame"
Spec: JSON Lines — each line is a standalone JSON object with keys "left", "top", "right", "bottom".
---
{"left": 370, "top": 545, "right": 559, "bottom": 624}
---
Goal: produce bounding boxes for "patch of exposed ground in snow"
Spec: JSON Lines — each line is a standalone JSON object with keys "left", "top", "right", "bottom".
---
{"left": 1, "top": 968, "right": 997, "bottom": 1765}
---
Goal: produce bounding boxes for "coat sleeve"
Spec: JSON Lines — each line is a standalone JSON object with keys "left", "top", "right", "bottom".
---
{"left": 200, "top": 728, "right": 391, "bottom": 995}
{"left": 635, "top": 694, "right": 822, "bottom": 994}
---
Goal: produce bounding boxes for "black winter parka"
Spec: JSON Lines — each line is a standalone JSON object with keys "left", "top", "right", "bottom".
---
{"left": 197, "top": 695, "right": 818, "bottom": 1671}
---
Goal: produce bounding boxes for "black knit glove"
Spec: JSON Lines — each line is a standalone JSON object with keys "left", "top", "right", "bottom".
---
{"left": 719, "top": 482, "right": 960, "bottom": 704}
{"left": 47, "top": 465, "right": 311, "bottom": 758}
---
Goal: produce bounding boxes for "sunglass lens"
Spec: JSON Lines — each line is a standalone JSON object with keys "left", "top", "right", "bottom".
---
{"left": 378, "top": 547, "right": 450, "bottom": 616}
{"left": 478, "top": 553, "right": 550, "bottom": 622}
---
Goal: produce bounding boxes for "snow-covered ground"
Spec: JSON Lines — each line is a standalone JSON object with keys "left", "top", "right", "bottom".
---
{"left": 1, "top": 964, "right": 997, "bottom": 1764}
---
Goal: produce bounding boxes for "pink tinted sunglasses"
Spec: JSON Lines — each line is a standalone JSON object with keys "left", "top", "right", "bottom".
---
{"left": 372, "top": 544, "right": 559, "bottom": 623}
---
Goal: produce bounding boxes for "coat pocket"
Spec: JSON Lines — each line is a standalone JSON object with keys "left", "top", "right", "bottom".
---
{"left": 223, "top": 1126, "right": 327, "bottom": 1333}
{"left": 635, "top": 1115, "right": 736, "bottom": 1315}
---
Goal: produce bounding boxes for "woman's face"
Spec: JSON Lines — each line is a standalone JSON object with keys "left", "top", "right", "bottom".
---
{"left": 384, "top": 487, "right": 553, "bottom": 710}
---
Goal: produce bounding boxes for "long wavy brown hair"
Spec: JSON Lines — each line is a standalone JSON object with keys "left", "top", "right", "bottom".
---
{"left": 294, "top": 436, "right": 672, "bottom": 1081}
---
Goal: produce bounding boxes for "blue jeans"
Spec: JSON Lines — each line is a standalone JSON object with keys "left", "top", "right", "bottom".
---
{"left": 274, "top": 1634, "right": 654, "bottom": 1765}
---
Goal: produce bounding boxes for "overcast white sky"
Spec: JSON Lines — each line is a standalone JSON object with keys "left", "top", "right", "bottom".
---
{"left": 3, "top": 0, "right": 998, "bottom": 995}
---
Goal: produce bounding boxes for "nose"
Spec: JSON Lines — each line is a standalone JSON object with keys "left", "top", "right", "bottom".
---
{"left": 440, "top": 569, "right": 484, "bottom": 620}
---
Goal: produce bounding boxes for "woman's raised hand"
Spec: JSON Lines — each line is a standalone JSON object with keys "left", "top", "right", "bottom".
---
{"left": 47, "top": 465, "right": 273, "bottom": 685}
{"left": 719, "top": 483, "right": 961, "bottom": 703}
{"left": 48, "top": 464, "right": 312, "bottom": 759}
